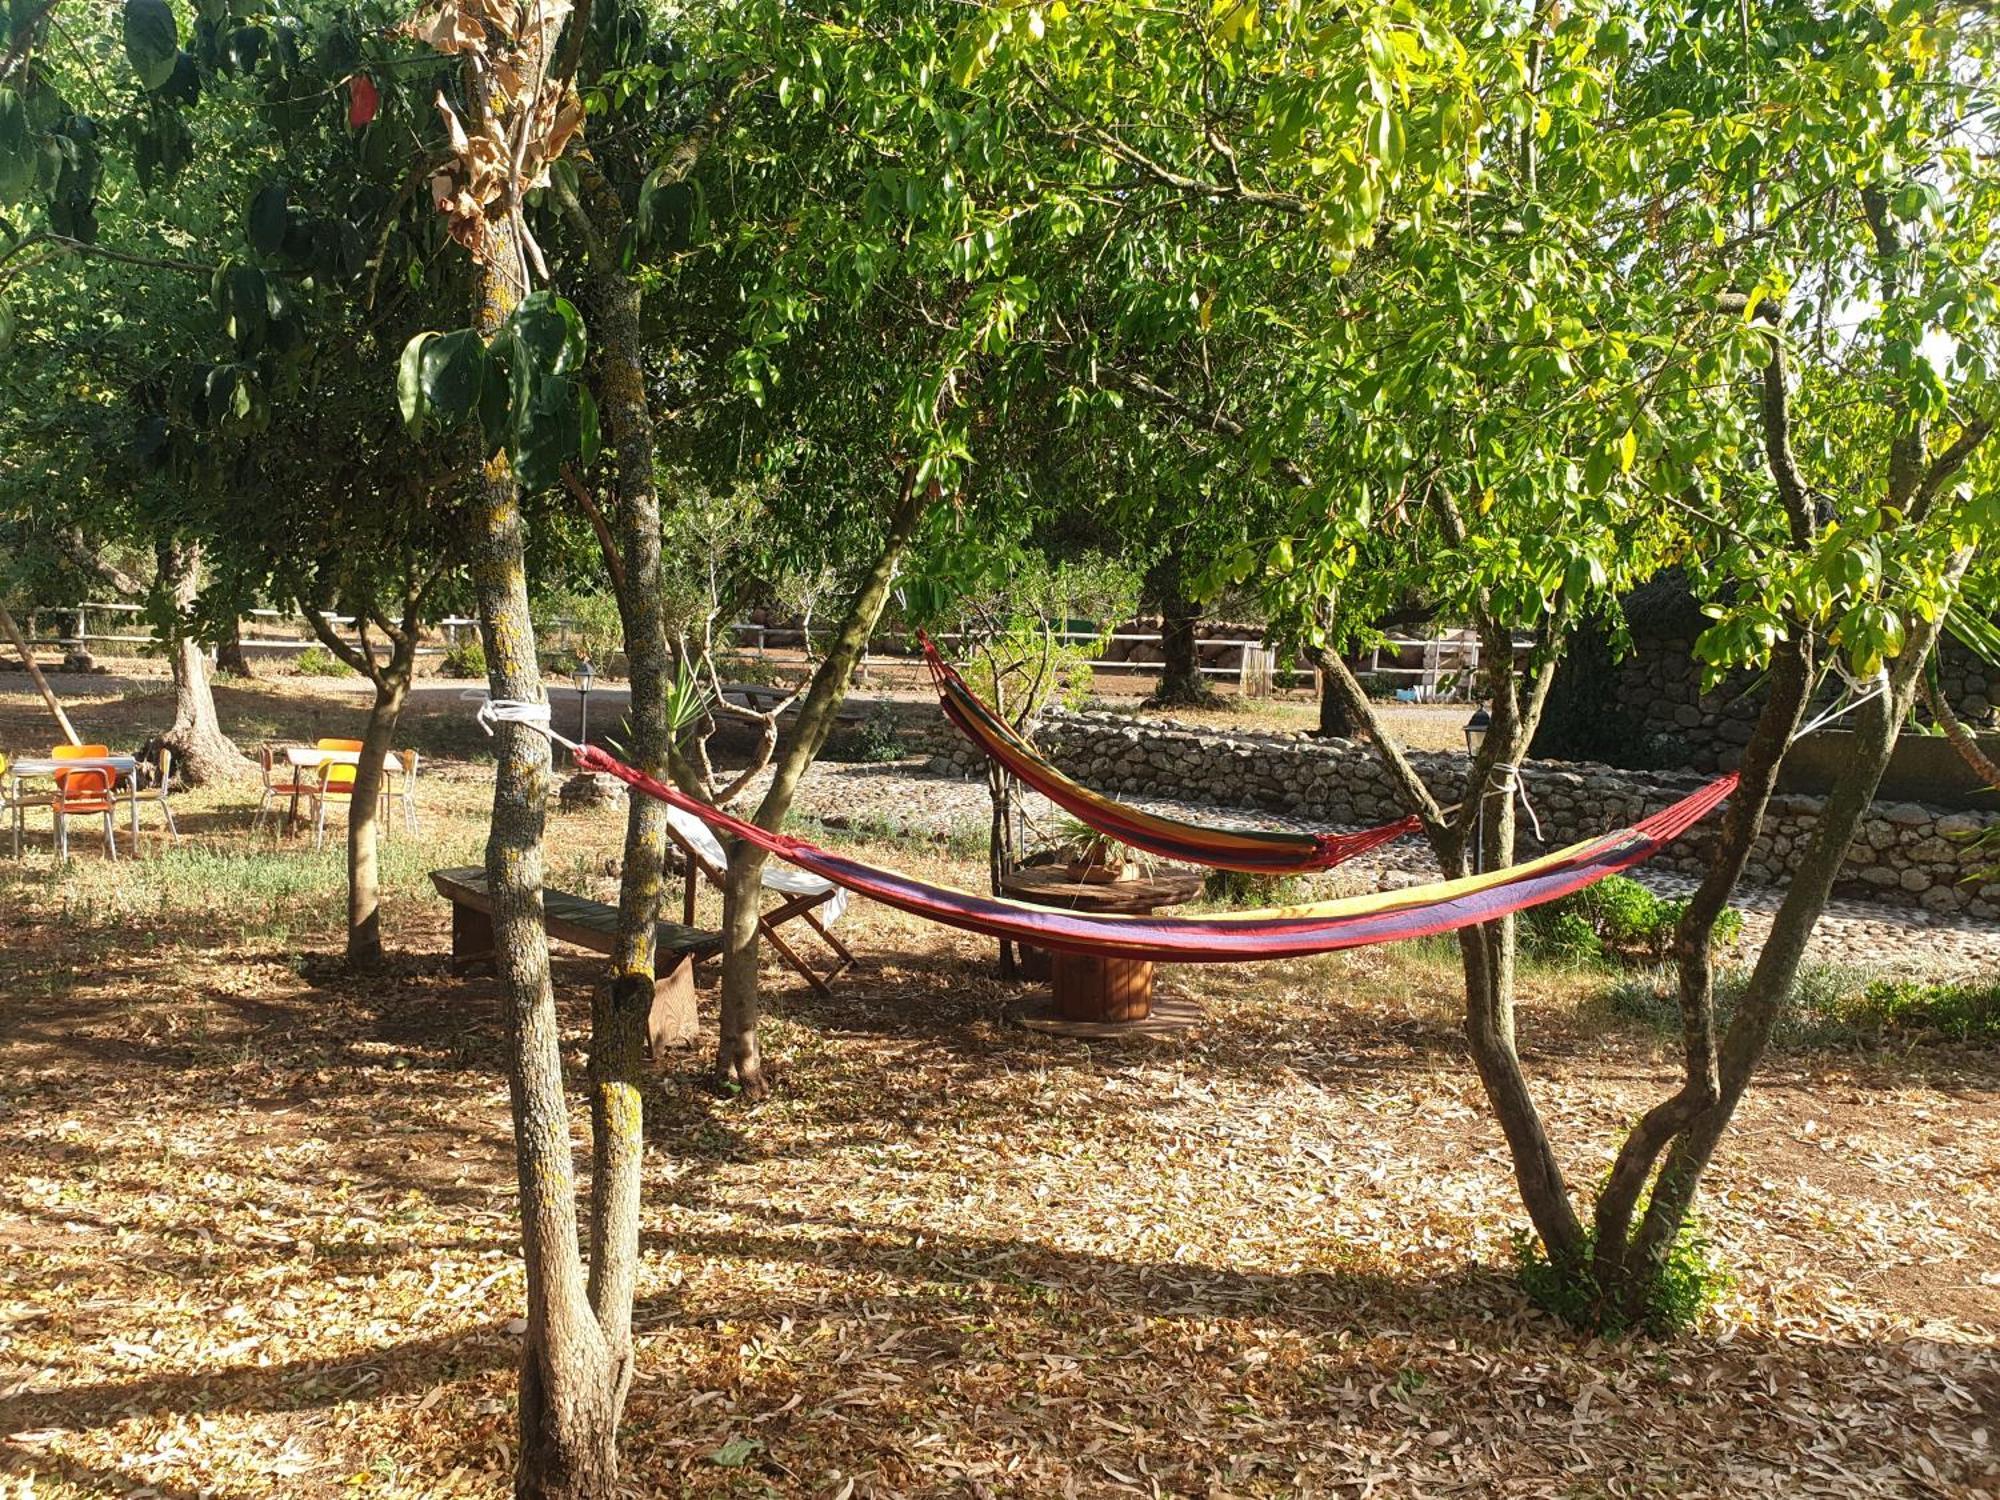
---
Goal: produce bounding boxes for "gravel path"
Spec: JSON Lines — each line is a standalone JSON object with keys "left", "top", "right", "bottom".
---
{"left": 781, "top": 758, "right": 2000, "bottom": 981}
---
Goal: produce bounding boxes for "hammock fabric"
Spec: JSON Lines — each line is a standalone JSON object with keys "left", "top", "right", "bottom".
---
{"left": 918, "top": 635, "right": 1420, "bottom": 873}
{"left": 565, "top": 742, "right": 1737, "bottom": 963}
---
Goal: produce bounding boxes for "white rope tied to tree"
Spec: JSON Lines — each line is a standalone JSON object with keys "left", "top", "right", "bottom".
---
{"left": 464, "top": 692, "right": 582, "bottom": 754}
{"left": 1790, "top": 662, "right": 1892, "bottom": 744}
{"left": 1487, "top": 760, "right": 1543, "bottom": 844}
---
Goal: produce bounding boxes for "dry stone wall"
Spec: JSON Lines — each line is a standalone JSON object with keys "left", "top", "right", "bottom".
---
{"left": 911, "top": 708, "right": 2000, "bottom": 919}
{"left": 1615, "top": 636, "right": 1997, "bottom": 773}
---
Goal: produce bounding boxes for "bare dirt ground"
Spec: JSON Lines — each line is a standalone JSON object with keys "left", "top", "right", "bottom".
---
{"left": 1, "top": 673, "right": 1996, "bottom": 1498}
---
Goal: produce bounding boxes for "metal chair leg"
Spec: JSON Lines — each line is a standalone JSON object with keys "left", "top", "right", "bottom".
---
{"left": 161, "top": 800, "right": 179, "bottom": 843}
{"left": 54, "top": 810, "right": 65, "bottom": 862}
{"left": 103, "top": 811, "right": 116, "bottom": 860}
{"left": 252, "top": 788, "right": 270, "bottom": 835}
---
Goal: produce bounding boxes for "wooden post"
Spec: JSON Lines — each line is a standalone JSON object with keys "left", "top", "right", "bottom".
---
{"left": 0, "top": 603, "right": 83, "bottom": 747}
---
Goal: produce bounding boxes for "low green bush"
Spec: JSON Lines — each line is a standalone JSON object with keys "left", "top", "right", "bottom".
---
{"left": 1514, "top": 1217, "right": 1729, "bottom": 1337}
{"left": 822, "top": 702, "right": 906, "bottom": 763}
{"left": 1520, "top": 875, "right": 1741, "bottom": 967}
{"left": 1848, "top": 976, "right": 2000, "bottom": 1043}
{"left": 439, "top": 637, "right": 487, "bottom": 679}
{"left": 294, "top": 644, "right": 354, "bottom": 678}
{"left": 1201, "top": 869, "right": 1304, "bottom": 908}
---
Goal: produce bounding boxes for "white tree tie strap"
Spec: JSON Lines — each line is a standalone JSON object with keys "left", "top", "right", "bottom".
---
{"left": 1488, "top": 760, "right": 1542, "bottom": 843}
{"left": 1790, "top": 663, "right": 1892, "bottom": 744}
{"left": 465, "top": 693, "right": 583, "bottom": 754}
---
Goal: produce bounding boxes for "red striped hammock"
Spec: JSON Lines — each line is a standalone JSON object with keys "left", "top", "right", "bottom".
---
{"left": 566, "top": 742, "right": 1736, "bottom": 962}
{"left": 918, "top": 635, "right": 1419, "bottom": 872}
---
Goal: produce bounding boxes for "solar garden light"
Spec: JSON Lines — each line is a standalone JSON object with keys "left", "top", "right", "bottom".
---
{"left": 576, "top": 658, "right": 596, "bottom": 745}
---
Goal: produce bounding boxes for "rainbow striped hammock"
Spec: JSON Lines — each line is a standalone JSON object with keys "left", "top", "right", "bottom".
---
{"left": 919, "top": 635, "right": 1420, "bottom": 873}
{"left": 567, "top": 741, "right": 1737, "bottom": 962}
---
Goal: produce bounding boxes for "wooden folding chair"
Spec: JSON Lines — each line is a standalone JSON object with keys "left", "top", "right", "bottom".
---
{"left": 665, "top": 803, "right": 854, "bottom": 995}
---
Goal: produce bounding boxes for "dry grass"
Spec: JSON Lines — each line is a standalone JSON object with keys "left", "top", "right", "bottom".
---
{"left": 2, "top": 676, "right": 1997, "bottom": 1499}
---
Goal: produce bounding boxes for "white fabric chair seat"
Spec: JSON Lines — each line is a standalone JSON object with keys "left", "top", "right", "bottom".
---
{"left": 666, "top": 804, "right": 849, "bottom": 925}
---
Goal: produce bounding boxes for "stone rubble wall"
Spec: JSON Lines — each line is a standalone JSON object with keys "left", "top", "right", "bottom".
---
{"left": 1618, "top": 636, "right": 1997, "bottom": 773}
{"left": 907, "top": 708, "right": 2000, "bottom": 920}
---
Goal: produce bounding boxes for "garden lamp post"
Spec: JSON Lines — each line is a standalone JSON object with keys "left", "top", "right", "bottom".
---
{"left": 576, "top": 659, "right": 595, "bottom": 745}
{"left": 1464, "top": 707, "right": 1491, "bottom": 872}
{"left": 1462, "top": 707, "right": 1490, "bottom": 759}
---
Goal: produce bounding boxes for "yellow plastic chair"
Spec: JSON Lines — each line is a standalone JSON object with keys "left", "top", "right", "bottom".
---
{"left": 311, "top": 738, "right": 364, "bottom": 851}
{"left": 51, "top": 743, "right": 119, "bottom": 860}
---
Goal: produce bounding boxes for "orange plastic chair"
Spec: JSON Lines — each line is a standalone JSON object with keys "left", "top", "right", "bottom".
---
{"left": 51, "top": 743, "right": 119, "bottom": 860}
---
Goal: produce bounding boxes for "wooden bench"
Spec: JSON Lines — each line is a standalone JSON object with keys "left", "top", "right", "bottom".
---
{"left": 430, "top": 867, "right": 724, "bottom": 1055}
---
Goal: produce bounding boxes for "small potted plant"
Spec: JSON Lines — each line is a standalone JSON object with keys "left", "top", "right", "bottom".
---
{"left": 1052, "top": 815, "right": 1136, "bottom": 884}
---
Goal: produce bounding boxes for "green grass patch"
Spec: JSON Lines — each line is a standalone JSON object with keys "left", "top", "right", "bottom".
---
{"left": 1603, "top": 962, "right": 2000, "bottom": 1047}
{"left": 1514, "top": 1216, "right": 1729, "bottom": 1337}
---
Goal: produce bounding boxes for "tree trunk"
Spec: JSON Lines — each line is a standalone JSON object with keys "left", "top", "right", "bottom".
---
{"left": 1143, "top": 548, "right": 1214, "bottom": 708}
{"left": 715, "top": 468, "right": 930, "bottom": 1097}
{"left": 217, "top": 617, "right": 253, "bottom": 677}
{"left": 574, "top": 178, "right": 669, "bottom": 1401}
{"left": 1920, "top": 673, "right": 2000, "bottom": 788}
{"left": 1585, "top": 637, "right": 1812, "bottom": 1315}
{"left": 468, "top": 169, "right": 617, "bottom": 1500}
{"left": 1617, "top": 605, "right": 1954, "bottom": 1313}
{"left": 157, "top": 539, "right": 251, "bottom": 784}
{"left": 0, "top": 602, "right": 81, "bottom": 745}
{"left": 987, "top": 764, "right": 1018, "bottom": 979}
{"left": 715, "top": 849, "right": 768, "bottom": 1091}
{"left": 1305, "top": 644, "right": 1356, "bottom": 737}
{"left": 345, "top": 665, "right": 410, "bottom": 969}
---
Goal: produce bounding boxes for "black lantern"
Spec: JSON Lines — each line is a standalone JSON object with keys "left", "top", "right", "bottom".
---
{"left": 1463, "top": 707, "right": 1490, "bottom": 758}
{"left": 576, "top": 659, "right": 596, "bottom": 744}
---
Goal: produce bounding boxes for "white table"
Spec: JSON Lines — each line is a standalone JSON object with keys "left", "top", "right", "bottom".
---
{"left": 5, "top": 755, "right": 141, "bottom": 857}
{"left": 279, "top": 747, "right": 415, "bottom": 835}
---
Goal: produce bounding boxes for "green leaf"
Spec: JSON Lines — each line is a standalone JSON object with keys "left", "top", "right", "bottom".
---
{"left": 397, "top": 331, "right": 436, "bottom": 430}
{"left": 420, "top": 328, "right": 487, "bottom": 424}
{"left": 227, "top": 264, "right": 267, "bottom": 349}
{"left": 577, "top": 383, "right": 600, "bottom": 466}
{"left": 123, "top": 0, "right": 181, "bottom": 90}
{"left": 707, "top": 1437, "right": 763, "bottom": 1469}
{"left": 247, "top": 182, "right": 287, "bottom": 256}
{"left": 505, "top": 292, "right": 586, "bottom": 375}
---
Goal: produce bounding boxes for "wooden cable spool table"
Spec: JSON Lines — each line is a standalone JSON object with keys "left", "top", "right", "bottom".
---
{"left": 998, "top": 865, "right": 1207, "bottom": 1035}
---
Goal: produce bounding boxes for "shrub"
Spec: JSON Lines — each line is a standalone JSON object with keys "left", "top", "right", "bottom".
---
{"left": 1850, "top": 977, "right": 2000, "bottom": 1043}
{"left": 531, "top": 588, "right": 622, "bottom": 671}
{"left": 294, "top": 644, "right": 354, "bottom": 678}
{"left": 439, "top": 637, "right": 487, "bottom": 679}
{"left": 1201, "top": 869, "right": 1304, "bottom": 908}
{"left": 822, "top": 702, "right": 906, "bottom": 763}
{"left": 1521, "top": 875, "right": 1740, "bottom": 966}
{"left": 1514, "top": 1217, "right": 1729, "bottom": 1337}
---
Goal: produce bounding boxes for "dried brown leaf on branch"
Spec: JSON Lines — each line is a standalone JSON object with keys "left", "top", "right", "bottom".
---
{"left": 406, "top": 0, "right": 581, "bottom": 270}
